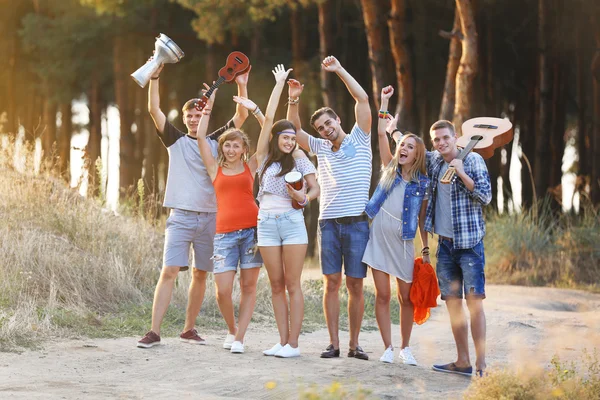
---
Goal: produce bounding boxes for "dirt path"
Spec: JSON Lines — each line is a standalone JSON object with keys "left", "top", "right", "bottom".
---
{"left": 1, "top": 285, "right": 599, "bottom": 399}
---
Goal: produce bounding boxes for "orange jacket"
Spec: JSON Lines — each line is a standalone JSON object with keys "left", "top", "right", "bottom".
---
{"left": 410, "top": 257, "right": 440, "bottom": 325}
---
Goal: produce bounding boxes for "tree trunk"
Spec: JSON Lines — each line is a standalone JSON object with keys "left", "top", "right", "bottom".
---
{"left": 58, "top": 102, "right": 72, "bottom": 180}
{"left": 41, "top": 98, "right": 57, "bottom": 162}
{"left": 318, "top": 0, "right": 337, "bottom": 110}
{"left": 87, "top": 75, "right": 102, "bottom": 197}
{"left": 359, "top": 0, "right": 389, "bottom": 111}
{"left": 576, "top": 22, "right": 589, "bottom": 202}
{"left": 534, "top": 0, "right": 552, "bottom": 203}
{"left": 453, "top": 0, "right": 478, "bottom": 135}
{"left": 591, "top": 20, "right": 600, "bottom": 205}
{"left": 7, "top": 34, "right": 18, "bottom": 136}
{"left": 439, "top": 9, "right": 461, "bottom": 122}
{"left": 114, "top": 34, "right": 135, "bottom": 195}
{"left": 388, "top": 0, "right": 417, "bottom": 131}
{"left": 548, "top": 60, "right": 566, "bottom": 211}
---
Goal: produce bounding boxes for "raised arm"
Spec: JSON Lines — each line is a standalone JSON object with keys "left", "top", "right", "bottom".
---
{"left": 232, "top": 96, "right": 265, "bottom": 128}
{"left": 322, "top": 55, "right": 371, "bottom": 133}
{"left": 147, "top": 62, "right": 166, "bottom": 133}
{"left": 378, "top": 86, "right": 395, "bottom": 166}
{"left": 255, "top": 64, "right": 292, "bottom": 167}
{"left": 286, "top": 79, "right": 310, "bottom": 151}
{"left": 196, "top": 85, "right": 219, "bottom": 181}
{"left": 231, "top": 66, "right": 251, "bottom": 128}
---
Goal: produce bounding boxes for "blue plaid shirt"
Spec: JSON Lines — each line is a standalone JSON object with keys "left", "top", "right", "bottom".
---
{"left": 424, "top": 150, "right": 492, "bottom": 249}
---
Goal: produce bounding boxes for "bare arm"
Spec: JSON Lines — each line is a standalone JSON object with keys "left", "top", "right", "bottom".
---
{"left": 231, "top": 66, "right": 251, "bottom": 128}
{"left": 147, "top": 63, "right": 166, "bottom": 133}
{"left": 322, "top": 55, "right": 371, "bottom": 133}
{"left": 285, "top": 150, "right": 320, "bottom": 204}
{"left": 196, "top": 86, "right": 218, "bottom": 181}
{"left": 232, "top": 96, "right": 265, "bottom": 128}
{"left": 378, "top": 86, "right": 395, "bottom": 166}
{"left": 418, "top": 199, "right": 430, "bottom": 264}
{"left": 285, "top": 79, "right": 310, "bottom": 151}
{"left": 255, "top": 64, "right": 293, "bottom": 167}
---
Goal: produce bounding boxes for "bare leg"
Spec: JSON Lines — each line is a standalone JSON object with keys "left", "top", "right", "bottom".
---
{"left": 214, "top": 271, "right": 237, "bottom": 335}
{"left": 282, "top": 244, "right": 307, "bottom": 348}
{"left": 371, "top": 269, "right": 392, "bottom": 349}
{"left": 150, "top": 266, "right": 180, "bottom": 334}
{"left": 235, "top": 267, "right": 260, "bottom": 342}
{"left": 445, "top": 298, "right": 471, "bottom": 368}
{"left": 260, "top": 246, "right": 288, "bottom": 345}
{"left": 323, "top": 273, "right": 342, "bottom": 349}
{"left": 346, "top": 276, "right": 365, "bottom": 349}
{"left": 466, "top": 297, "right": 486, "bottom": 371}
{"left": 183, "top": 269, "right": 208, "bottom": 332}
{"left": 396, "top": 278, "right": 414, "bottom": 349}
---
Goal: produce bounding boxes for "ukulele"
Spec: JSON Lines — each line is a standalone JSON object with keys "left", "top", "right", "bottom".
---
{"left": 440, "top": 117, "right": 513, "bottom": 184}
{"left": 194, "top": 51, "right": 251, "bottom": 112}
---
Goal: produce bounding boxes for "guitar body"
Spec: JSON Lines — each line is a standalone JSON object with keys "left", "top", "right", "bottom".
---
{"left": 218, "top": 51, "right": 250, "bottom": 82}
{"left": 440, "top": 117, "right": 513, "bottom": 184}
{"left": 195, "top": 51, "right": 251, "bottom": 111}
{"left": 456, "top": 117, "right": 514, "bottom": 159}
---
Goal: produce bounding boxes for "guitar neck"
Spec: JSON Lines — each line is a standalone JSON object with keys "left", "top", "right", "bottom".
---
{"left": 456, "top": 138, "right": 480, "bottom": 161}
{"left": 203, "top": 76, "right": 226, "bottom": 99}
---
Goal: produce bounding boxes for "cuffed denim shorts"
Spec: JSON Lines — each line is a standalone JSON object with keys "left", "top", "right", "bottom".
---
{"left": 163, "top": 209, "right": 216, "bottom": 272}
{"left": 212, "top": 227, "right": 263, "bottom": 274}
{"left": 318, "top": 219, "right": 369, "bottom": 278}
{"left": 257, "top": 209, "right": 308, "bottom": 247}
{"left": 436, "top": 238, "right": 486, "bottom": 300}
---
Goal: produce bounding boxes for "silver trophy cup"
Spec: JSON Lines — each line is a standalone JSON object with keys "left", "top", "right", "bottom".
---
{"left": 131, "top": 33, "right": 185, "bottom": 88}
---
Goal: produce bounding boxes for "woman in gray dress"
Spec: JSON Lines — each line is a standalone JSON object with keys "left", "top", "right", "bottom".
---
{"left": 363, "top": 86, "right": 430, "bottom": 366}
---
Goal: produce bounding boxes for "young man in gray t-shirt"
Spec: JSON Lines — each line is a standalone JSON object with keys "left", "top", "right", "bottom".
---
{"left": 137, "top": 63, "right": 251, "bottom": 349}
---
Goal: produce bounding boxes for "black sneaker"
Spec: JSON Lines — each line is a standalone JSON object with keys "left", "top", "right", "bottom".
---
{"left": 348, "top": 346, "right": 369, "bottom": 360}
{"left": 320, "top": 344, "right": 340, "bottom": 358}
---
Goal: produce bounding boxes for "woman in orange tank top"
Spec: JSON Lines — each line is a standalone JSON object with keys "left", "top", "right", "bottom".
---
{"left": 196, "top": 84, "right": 265, "bottom": 355}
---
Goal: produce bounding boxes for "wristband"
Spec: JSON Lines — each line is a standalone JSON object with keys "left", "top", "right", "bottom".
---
{"left": 150, "top": 76, "right": 159, "bottom": 80}
{"left": 287, "top": 97, "right": 300, "bottom": 105}
{"left": 378, "top": 110, "right": 390, "bottom": 119}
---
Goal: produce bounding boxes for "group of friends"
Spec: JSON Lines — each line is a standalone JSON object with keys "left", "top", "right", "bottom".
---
{"left": 136, "top": 55, "right": 492, "bottom": 378}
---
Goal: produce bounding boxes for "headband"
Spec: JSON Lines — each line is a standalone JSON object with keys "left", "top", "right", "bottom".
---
{"left": 276, "top": 129, "right": 297, "bottom": 135}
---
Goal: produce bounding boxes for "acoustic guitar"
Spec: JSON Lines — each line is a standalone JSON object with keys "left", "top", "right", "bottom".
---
{"left": 194, "top": 51, "right": 250, "bottom": 112}
{"left": 440, "top": 117, "right": 513, "bottom": 184}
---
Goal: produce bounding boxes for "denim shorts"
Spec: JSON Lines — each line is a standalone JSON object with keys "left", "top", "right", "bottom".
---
{"left": 212, "top": 227, "right": 262, "bottom": 274}
{"left": 318, "top": 219, "right": 369, "bottom": 278}
{"left": 163, "top": 209, "right": 216, "bottom": 272}
{"left": 257, "top": 209, "right": 308, "bottom": 247}
{"left": 436, "top": 238, "right": 486, "bottom": 300}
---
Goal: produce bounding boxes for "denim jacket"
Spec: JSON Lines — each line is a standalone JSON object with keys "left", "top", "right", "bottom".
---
{"left": 365, "top": 171, "right": 430, "bottom": 240}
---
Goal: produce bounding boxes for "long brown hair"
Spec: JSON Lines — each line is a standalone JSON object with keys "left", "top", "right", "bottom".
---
{"left": 379, "top": 133, "right": 426, "bottom": 192}
{"left": 217, "top": 128, "right": 250, "bottom": 167}
{"left": 259, "top": 120, "right": 297, "bottom": 185}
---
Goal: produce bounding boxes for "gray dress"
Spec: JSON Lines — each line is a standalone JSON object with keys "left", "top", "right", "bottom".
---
{"left": 362, "top": 179, "right": 415, "bottom": 282}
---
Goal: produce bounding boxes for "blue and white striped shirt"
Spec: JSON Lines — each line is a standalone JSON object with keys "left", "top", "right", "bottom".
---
{"left": 308, "top": 124, "right": 372, "bottom": 220}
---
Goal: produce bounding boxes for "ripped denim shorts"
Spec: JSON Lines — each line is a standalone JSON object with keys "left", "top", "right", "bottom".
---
{"left": 212, "top": 227, "right": 263, "bottom": 274}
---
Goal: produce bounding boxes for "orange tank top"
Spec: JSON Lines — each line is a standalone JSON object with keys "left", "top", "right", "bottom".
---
{"left": 214, "top": 164, "right": 259, "bottom": 233}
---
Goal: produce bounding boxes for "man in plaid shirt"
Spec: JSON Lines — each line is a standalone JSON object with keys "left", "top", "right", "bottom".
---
{"left": 424, "top": 120, "right": 491, "bottom": 378}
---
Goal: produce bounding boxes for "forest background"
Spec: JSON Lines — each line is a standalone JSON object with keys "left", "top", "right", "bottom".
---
{"left": 0, "top": 0, "right": 599, "bottom": 278}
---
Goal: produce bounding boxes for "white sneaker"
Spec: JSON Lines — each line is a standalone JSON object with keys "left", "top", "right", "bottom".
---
{"left": 230, "top": 341, "right": 244, "bottom": 354}
{"left": 263, "top": 342, "right": 284, "bottom": 356}
{"left": 379, "top": 346, "right": 394, "bottom": 363}
{"left": 399, "top": 347, "right": 417, "bottom": 366}
{"left": 274, "top": 344, "right": 300, "bottom": 358}
{"left": 223, "top": 333, "right": 236, "bottom": 350}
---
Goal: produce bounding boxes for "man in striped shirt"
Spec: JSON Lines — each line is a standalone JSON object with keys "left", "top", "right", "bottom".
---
{"left": 287, "top": 55, "right": 372, "bottom": 361}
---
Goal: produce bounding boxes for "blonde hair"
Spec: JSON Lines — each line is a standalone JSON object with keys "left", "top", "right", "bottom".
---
{"left": 379, "top": 133, "right": 426, "bottom": 192}
{"left": 217, "top": 128, "right": 251, "bottom": 166}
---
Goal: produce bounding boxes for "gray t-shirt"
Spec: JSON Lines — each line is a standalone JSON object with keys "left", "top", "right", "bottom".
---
{"left": 157, "top": 120, "right": 233, "bottom": 213}
{"left": 434, "top": 162, "right": 454, "bottom": 237}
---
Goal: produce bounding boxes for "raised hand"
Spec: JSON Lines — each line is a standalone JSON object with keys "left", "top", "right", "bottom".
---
{"left": 287, "top": 79, "right": 304, "bottom": 98}
{"left": 235, "top": 65, "right": 252, "bottom": 86}
{"left": 201, "top": 82, "right": 218, "bottom": 112}
{"left": 321, "top": 55, "right": 341, "bottom": 73}
{"left": 272, "top": 64, "right": 293, "bottom": 83}
{"left": 232, "top": 96, "right": 258, "bottom": 112}
{"left": 381, "top": 85, "right": 394, "bottom": 101}
{"left": 386, "top": 113, "right": 399, "bottom": 134}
